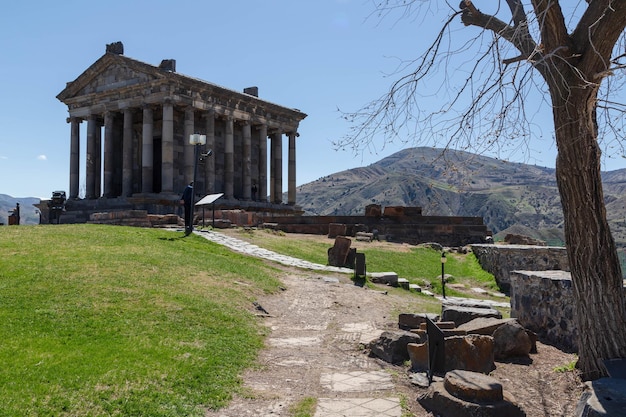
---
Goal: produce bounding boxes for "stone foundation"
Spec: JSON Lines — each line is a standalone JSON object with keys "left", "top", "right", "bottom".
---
{"left": 261, "top": 208, "right": 492, "bottom": 247}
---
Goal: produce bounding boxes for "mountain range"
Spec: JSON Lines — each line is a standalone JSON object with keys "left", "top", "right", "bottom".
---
{"left": 295, "top": 147, "right": 626, "bottom": 247}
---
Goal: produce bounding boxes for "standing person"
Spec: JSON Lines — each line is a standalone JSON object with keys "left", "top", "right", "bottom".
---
{"left": 181, "top": 182, "right": 194, "bottom": 235}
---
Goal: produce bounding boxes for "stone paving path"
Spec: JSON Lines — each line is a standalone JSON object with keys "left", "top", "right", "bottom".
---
{"left": 196, "top": 229, "right": 354, "bottom": 274}
{"left": 195, "top": 229, "right": 404, "bottom": 416}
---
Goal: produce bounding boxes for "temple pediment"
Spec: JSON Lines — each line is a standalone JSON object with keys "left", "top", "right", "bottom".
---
{"left": 57, "top": 53, "right": 166, "bottom": 102}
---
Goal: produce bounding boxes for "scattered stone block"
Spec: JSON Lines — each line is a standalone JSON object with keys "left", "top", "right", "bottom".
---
{"left": 419, "top": 370, "right": 525, "bottom": 417}
{"left": 327, "top": 236, "right": 352, "bottom": 267}
{"left": 444, "top": 370, "right": 503, "bottom": 403}
{"left": 575, "top": 378, "right": 626, "bottom": 417}
{"left": 409, "top": 284, "right": 422, "bottom": 292}
{"left": 422, "top": 290, "right": 435, "bottom": 297}
{"left": 370, "top": 272, "right": 399, "bottom": 286}
{"left": 493, "top": 320, "right": 533, "bottom": 360}
{"left": 444, "top": 335, "right": 495, "bottom": 374}
{"left": 441, "top": 305, "right": 503, "bottom": 327}
{"left": 457, "top": 317, "right": 516, "bottom": 336}
{"left": 213, "top": 219, "right": 232, "bottom": 228}
{"left": 355, "top": 232, "right": 374, "bottom": 242}
{"left": 419, "top": 321, "right": 457, "bottom": 331}
{"left": 368, "top": 330, "right": 426, "bottom": 364}
{"left": 398, "top": 313, "right": 440, "bottom": 331}
{"left": 407, "top": 342, "right": 429, "bottom": 371}
{"left": 398, "top": 278, "right": 410, "bottom": 290}
{"left": 504, "top": 233, "right": 545, "bottom": 246}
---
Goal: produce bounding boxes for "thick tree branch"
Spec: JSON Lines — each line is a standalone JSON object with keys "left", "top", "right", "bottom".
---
{"left": 461, "top": 2, "right": 537, "bottom": 61}
{"left": 531, "top": 0, "right": 570, "bottom": 55}
{"left": 573, "top": 0, "right": 626, "bottom": 77}
{"left": 505, "top": 0, "right": 526, "bottom": 27}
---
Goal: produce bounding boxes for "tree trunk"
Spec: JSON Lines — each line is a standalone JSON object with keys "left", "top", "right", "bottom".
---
{"left": 553, "top": 90, "right": 626, "bottom": 380}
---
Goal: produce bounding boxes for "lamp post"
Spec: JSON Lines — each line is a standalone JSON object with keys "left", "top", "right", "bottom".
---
{"left": 189, "top": 134, "right": 206, "bottom": 234}
{"left": 440, "top": 252, "right": 447, "bottom": 299}
{"left": 188, "top": 134, "right": 213, "bottom": 233}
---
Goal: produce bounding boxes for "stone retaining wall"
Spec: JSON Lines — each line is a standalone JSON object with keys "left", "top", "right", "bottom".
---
{"left": 510, "top": 270, "right": 577, "bottom": 352}
{"left": 471, "top": 244, "right": 569, "bottom": 292}
{"left": 510, "top": 270, "right": 626, "bottom": 353}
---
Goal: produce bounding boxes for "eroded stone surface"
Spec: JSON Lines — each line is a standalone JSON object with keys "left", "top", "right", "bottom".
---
{"left": 444, "top": 370, "right": 503, "bottom": 403}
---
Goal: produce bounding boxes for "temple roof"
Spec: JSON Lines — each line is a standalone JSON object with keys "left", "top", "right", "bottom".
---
{"left": 57, "top": 44, "right": 306, "bottom": 130}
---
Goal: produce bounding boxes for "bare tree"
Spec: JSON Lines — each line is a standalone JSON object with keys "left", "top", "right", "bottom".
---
{"left": 338, "top": 0, "right": 626, "bottom": 380}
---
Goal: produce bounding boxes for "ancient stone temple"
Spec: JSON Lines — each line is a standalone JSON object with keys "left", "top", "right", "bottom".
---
{"left": 56, "top": 42, "right": 307, "bottom": 221}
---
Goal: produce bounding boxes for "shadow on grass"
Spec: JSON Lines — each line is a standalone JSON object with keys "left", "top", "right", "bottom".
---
{"left": 159, "top": 233, "right": 189, "bottom": 241}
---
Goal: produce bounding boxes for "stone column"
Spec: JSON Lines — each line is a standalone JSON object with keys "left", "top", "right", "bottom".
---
{"left": 161, "top": 102, "right": 174, "bottom": 193}
{"left": 122, "top": 108, "right": 133, "bottom": 197}
{"left": 204, "top": 110, "right": 215, "bottom": 194}
{"left": 103, "top": 112, "right": 114, "bottom": 197}
{"left": 258, "top": 125, "right": 268, "bottom": 202}
{"left": 95, "top": 122, "right": 102, "bottom": 198}
{"left": 225, "top": 117, "right": 234, "bottom": 199}
{"left": 242, "top": 122, "right": 252, "bottom": 200}
{"left": 183, "top": 108, "right": 195, "bottom": 184}
{"left": 141, "top": 106, "right": 154, "bottom": 193}
{"left": 86, "top": 115, "right": 98, "bottom": 199}
{"left": 288, "top": 132, "right": 297, "bottom": 205}
{"left": 69, "top": 118, "right": 81, "bottom": 199}
{"left": 271, "top": 132, "right": 283, "bottom": 204}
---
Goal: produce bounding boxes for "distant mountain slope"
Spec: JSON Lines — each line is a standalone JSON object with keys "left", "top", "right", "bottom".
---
{"left": 0, "top": 195, "right": 41, "bottom": 225}
{"left": 296, "top": 147, "right": 626, "bottom": 247}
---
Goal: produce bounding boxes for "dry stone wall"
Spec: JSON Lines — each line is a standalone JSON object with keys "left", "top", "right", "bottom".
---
{"left": 471, "top": 244, "right": 569, "bottom": 292}
{"left": 510, "top": 271, "right": 577, "bottom": 352}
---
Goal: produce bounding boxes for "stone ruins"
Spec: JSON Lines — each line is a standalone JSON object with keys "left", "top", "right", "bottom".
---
{"left": 53, "top": 41, "right": 306, "bottom": 223}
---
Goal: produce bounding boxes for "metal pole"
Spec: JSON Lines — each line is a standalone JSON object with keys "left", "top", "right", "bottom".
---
{"left": 441, "top": 253, "right": 446, "bottom": 299}
{"left": 191, "top": 143, "right": 199, "bottom": 234}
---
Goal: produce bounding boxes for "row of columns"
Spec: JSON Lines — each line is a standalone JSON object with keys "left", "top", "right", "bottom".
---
{"left": 68, "top": 104, "right": 298, "bottom": 205}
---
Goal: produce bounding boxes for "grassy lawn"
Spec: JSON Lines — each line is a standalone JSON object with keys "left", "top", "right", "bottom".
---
{"left": 0, "top": 224, "right": 503, "bottom": 415}
{"left": 0, "top": 225, "right": 281, "bottom": 416}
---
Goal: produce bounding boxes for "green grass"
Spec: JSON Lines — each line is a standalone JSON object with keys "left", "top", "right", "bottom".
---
{"left": 0, "top": 224, "right": 281, "bottom": 416}
{"left": 0, "top": 224, "right": 505, "bottom": 415}
{"left": 288, "top": 397, "right": 317, "bottom": 417}
{"left": 232, "top": 228, "right": 498, "bottom": 295}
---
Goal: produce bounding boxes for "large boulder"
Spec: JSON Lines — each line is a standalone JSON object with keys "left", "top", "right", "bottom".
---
{"left": 442, "top": 305, "right": 502, "bottom": 327}
{"left": 419, "top": 370, "right": 525, "bottom": 417}
{"left": 457, "top": 317, "right": 516, "bottom": 336}
{"left": 493, "top": 320, "right": 533, "bottom": 360}
{"left": 445, "top": 335, "right": 495, "bottom": 374}
{"left": 368, "top": 330, "right": 426, "bottom": 364}
{"left": 398, "top": 313, "right": 440, "bottom": 331}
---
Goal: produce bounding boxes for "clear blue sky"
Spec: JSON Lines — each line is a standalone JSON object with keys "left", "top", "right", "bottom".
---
{"left": 0, "top": 1, "right": 622, "bottom": 199}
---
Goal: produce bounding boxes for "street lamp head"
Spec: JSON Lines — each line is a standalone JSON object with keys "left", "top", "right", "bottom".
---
{"left": 189, "top": 133, "right": 207, "bottom": 145}
{"left": 200, "top": 149, "right": 213, "bottom": 161}
{"left": 441, "top": 252, "right": 447, "bottom": 264}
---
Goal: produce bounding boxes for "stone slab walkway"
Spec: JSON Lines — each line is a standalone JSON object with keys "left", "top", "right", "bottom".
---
{"left": 196, "top": 229, "right": 354, "bottom": 274}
